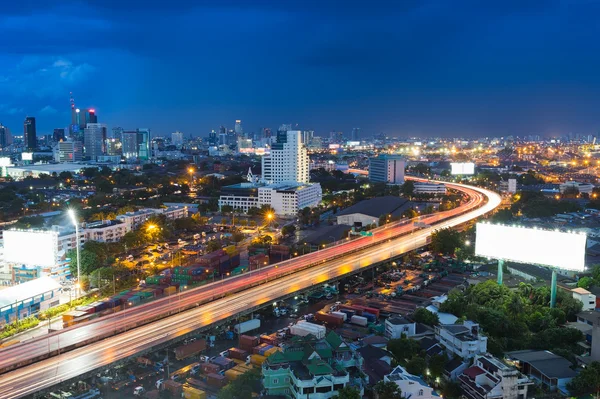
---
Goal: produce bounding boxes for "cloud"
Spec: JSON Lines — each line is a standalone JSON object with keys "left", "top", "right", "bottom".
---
{"left": 40, "top": 105, "right": 57, "bottom": 115}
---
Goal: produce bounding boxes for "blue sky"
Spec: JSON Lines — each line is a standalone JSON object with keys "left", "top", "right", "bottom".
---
{"left": 1, "top": 0, "right": 600, "bottom": 138}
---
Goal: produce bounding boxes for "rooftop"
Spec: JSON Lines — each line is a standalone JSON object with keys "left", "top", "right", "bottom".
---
{"left": 336, "top": 196, "right": 410, "bottom": 219}
{"left": 386, "top": 316, "right": 413, "bottom": 325}
{"left": 506, "top": 350, "right": 578, "bottom": 379}
{"left": 0, "top": 276, "right": 61, "bottom": 308}
{"left": 577, "top": 310, "right": 600, "bottom": 325}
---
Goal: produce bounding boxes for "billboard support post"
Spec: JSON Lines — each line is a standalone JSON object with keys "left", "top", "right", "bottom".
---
{"left": 497, "top": 259, "right": 504, "bottom": 285}
{"left": 550, "top": 270, "right": 557, "bottom": 308}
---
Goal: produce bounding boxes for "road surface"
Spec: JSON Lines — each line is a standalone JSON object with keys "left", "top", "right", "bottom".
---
{"left": 0, "top": 181, "right": 501, "bottom": 399}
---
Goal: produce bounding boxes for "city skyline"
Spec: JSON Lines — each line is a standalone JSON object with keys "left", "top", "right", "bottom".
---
{"left": 1, "top": 1, "right": 600, "bottom": 137}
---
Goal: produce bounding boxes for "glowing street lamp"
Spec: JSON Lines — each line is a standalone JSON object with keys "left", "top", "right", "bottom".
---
{"left": 68, "top": 209, "right": 81, "bottom": 299}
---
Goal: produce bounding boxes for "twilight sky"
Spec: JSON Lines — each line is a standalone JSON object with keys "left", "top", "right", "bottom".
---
{"left": 1, "top": 0, "right": 600, "bottom": 138}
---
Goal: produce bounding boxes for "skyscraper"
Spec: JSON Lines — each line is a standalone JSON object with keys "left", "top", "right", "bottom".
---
{"left": 23, "top": 117, "right": 37, "bottom": 151}
{"left": 208, "top": 130, "right": 218, "bottom": 146}
{"left": 301, "top": 130, "right": 314, "bottom": 145}
{"left": 122, "top": 131, "right": 139, "bottom": 158}
{"left": 0, "top": 123, "right": 12, "bottom": 149}
{"left": 86, "top": 109, "right": 97, "bottom": 124}
{"left": 53, "top": 128, "right": 65, "bottom": 142}
{"left": 261, "top": 130, "right": 309, "bottom": 184}
{"left": 234, "top": 120, "right": 243, "bottom": 137}
{"left": 112, "top": 127, "right": 123, "bottom": 141}
{"left": 226, "top": 129, "right": 236, "bottom": 146}
{"left": 351, "top": 128, "right": 361, "bottom": 141}
{"left": 137, "top": 128, "right": 150, "bottom": 160}
{"left": 172, "top": 131, "right": 184, "bottom": 147}
{"left": 263, "top": 128, "right": 272, "bottom": 139}
{"left": 83, "top": 123, "right": 107, "bottom": 160}
{"left": 219, "top": 125, "right": 227, "bottom": 145}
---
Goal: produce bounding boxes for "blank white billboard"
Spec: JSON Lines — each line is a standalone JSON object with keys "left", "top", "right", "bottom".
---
{"left": 3, "top": 230, "right": 58, "bottom": 267}
{"left": 475, "top": 223, "right": 586, "bottom": 271}
{"left": 21, "top": 152, "right": 33, "bottom": 161}
{"left": 451, "top": 162, "right": 475, "bottom": 175}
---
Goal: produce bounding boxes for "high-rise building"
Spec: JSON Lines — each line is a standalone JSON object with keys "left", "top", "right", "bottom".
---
{"left": 0, "top": 123, "right": 12, "bottom": 148}
{"left": 171, "top": 131, "right": 184, "bottom": 147}
{"left": 351, "top": 128, "right": 361, "bottom": 141}
{"left": 301, "top": 130, "right": 314, "bottom": 145}
{"left": 368, "top": 154, "right": 405, "bottom": 184}
{"left": 234, "top": 120, "right": 243, "bottom": 137}
{"left": 261, "top": 130, "right": 309, "bottom": 184}
{"left": 83, "top": 123, "right": 107, "bottom": 160}
{"left": 23, "top": 117, "right": 37, "bottom": 151}
{"left": 226, "top": 129, "right": 237, "bottom": 146}
{"left": 53, "top": 128, "right": 65, "bottom": 142}
{"left": 122, "top": 131, "right": 139, "bottom": 158}
{"left": 208, "top": 130, "right": 218, "bottom": 146}
{"left": 106, "top": 138, "right": 122, "bottom": 156}
{"left": 218, "top": 125, "right": 227, "bottom": 146}
{"left": 263, "top": 127, "right": 272, "bottom": 139}
{"left": 137, "top": 128, "right": 150, "bottom": 160}
{"left": 112, "top": 127, "right": 123, "bottom": 141}
{"left": 54, "top": 140, "right": 83, "bottom": 162}
{"left": 86, "top": 109, "right": 97, "bottom": 124}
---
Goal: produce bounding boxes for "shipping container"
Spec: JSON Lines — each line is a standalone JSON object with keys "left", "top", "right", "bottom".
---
{"left": 289, "top": 321, "right": 327, "bottom": 339}
{"left": 206, "top": 373, "right": 227, "bottom": 388}
{"left": 233, "top": 319, "right": 261, "bottom": 334}
{"left": 239, "top": 335, "right": 259, "bottom": 351}
{"left": 175, "top": 339, "right": 207, "bottom": 360}
{"left": 224, "top": 369, "right": 243, "bottom": 381}
{"left": 201, "top": 363, "right": 220, "bottom": 375}
{"left": 264, "top": 347, "right": 280, "bottom": 357}
{"left": 315, "top": 311, "right": 344, "bottom": 327}
{"left": 210, "top": 356, "right": 235, "bottom": 371}
{"left": 331, "top": 311, "right": 347, "bottom": 321}
{"left": 249, "top": 354, "right": 266, "bottom": 366}
{"left": 350, "top": 315, "right": 368, "bottom": 327}
{"left": 164, "top": 380, "right": 183, "bottom": 396}
{"left": 259, "top": 334, "right": 279, "bottom": 346}
{"left": 182, "top": 384, "right": 206, "bottom": 399}
{"left": 228, "top": 348, "right": 249, "bottom": 361}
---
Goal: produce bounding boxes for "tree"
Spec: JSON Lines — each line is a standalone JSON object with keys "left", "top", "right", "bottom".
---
{"left": 567, "top": 361, "right": 600, "bottom": 396}
{"left": 387, "top": 337, "right": 421, "bottom": 363}
{"left": 412, "top": 308, "right": 439, "bottom": 326}
{"left": 430, "top": 228, "right": 463, "bottom": 255}
{"left": 231, "top": 231, "right": 245, "bottom": 243}
{"left": 577, "top": 276, "right": 593, "bottom": 289}
{"left": 428, "top": 353, "right": 447, "bottom": 378}
{"left": 405, "top": 356, "right": 427, "bottom": 376}
{"left": 217, "top": 368, "right": 261, "bottom": 399}
{"left": 333, "top": 386, "right": 361, "bottom": 399}
{"left": 207, "top": 240, "right": 222, "bottom": 252}
{"left": 281, "top": 224, "right": 296, "bottom": 237}
{"left": 221, "top": 205, "right": 234, "bottom": 214}
{"left": 374, "top": 380, "right": 402, "bottom": 399}
{"left": 401, "top": 180, "right": 415, "bottom": 196}
{"left": 66, "top": 249, "right": 100, "bottom": 276}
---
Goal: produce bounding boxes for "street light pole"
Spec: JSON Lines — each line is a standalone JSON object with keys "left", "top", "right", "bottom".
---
{"left": 68, "top": 209, "right": 81, "bottom": 299}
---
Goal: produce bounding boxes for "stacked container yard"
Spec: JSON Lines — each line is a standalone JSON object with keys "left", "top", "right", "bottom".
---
{"left": 248, "top": 254, "right": 269, "bottom": 270}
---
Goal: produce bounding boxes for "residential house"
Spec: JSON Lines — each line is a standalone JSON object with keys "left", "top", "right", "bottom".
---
{"left": 435, "top": 321, "right": 487, "bottom": 359}
{"left": 262, "top": 331, "right": 363, "bottom": 399}
{"left": 458, "top": 354, "right": 532, "bottom": 399}
{"left": 505, "top": 350, "right": 578, "bottom": 395}
{"left": 384, "top": 365, "right": 439, "bottom": 399}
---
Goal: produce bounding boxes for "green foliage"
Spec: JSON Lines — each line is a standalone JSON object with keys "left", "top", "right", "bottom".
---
{"left": 13, "top": 215, "right": 45, "bottom": 229}
{"left": 511, "top": 191, "right": 581, "bottom": 217}
{"left": 332, "top": 386, "right": 361, "bottom": 399}
{"left": 67, "top": 248, "right": 100, "bottom": 276}
{"left": 440, "top": 381, "right": 463, "bottom": 399}
{"left": 441, "top": 280, "right": 583, "bottom": 356}
{"left": 374, "top": 380, "right": 402, "bottom": 399}
{"left": 427, "top": 354, "right": 447, "bottom": 378}
{"left": 231, "top": 231, "right": 245, "bottom": 243}
{"left": 401, "top": 180, "right": 415, "bottom": 196}
{"left": 0, "top": 317, "right": 40, "bottom": 339}
{"left": 281, "top": 224, "right": 296, "bottom": 237}
{"left": 412, "top": 308, "right": 439, "bottom": 326}
{"left": 387, "top": 337, "right": 421, "bottom": 364}
{"left": 207, "top": 240, "right": 222, "bottom": 252}
{"left": 217, "top": 368, "right": 261, "bottom": 399}
{"left": 430, "top": 228, "right": 463, "bottom": 255}
{"left": 567, "top": 361, "right": 600, "bottom": 396}
{"left": 405, "top": 356, "right": 427, "bottom": 376}
{"left": 578, "top": 276, "right": 594, "bottom": 289}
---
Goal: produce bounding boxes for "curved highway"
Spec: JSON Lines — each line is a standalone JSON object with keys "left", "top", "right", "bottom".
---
{"left": 0, "top": 180, "right": 501, "bottom": 399}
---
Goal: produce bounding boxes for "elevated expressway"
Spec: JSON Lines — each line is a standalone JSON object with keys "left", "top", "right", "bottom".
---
{"left": 0, "top": 180, "right": 501, "bottom": 398}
